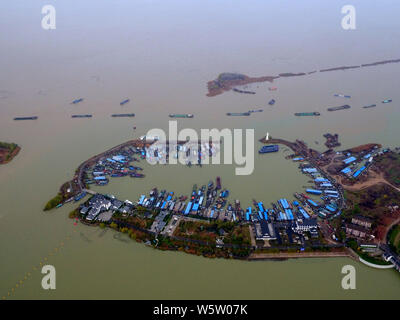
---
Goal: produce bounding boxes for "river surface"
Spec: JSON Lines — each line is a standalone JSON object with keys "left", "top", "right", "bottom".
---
{"left": 0, "top": 0, "right": 399, "bottom": 299}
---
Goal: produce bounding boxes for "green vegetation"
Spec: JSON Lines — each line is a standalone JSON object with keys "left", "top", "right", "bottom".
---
{"left": 343, "top": 183, "right": 400, "bottom": 219}
{"left": 0, "top": 141, "right": 18, "bottom": 152}
{"left": 174, "top": 220, "right": 250, "bottom": 245}
{"left": 374, "top": 152, "right": 400, "bottom": 187}
{"left": 44, "top": 193, "right": 63, "bottom": 211}
{"left": 68, "top": 209, "right": 79, "bottom": 219}
{"left": 0, "top": 141, "right": 20, "bottom": 164}
{"left": 388, "top": 224, "right": 400, "bottom": 254}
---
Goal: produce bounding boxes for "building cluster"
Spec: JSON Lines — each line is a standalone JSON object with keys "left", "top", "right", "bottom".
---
{"left": 80, "top": 194, "right": 134, "bottom": 222}
{"left": 345, "top": 215, "right": 373, "bottom": 239}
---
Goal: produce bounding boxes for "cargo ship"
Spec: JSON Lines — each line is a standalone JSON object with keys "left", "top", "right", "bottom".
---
{"left": 226, "top": 112, "right": 251, "bottom": 116}
{"left": 13, "top": 116, "right": 38, "bottom": 121}
{"left": 71, "top": 114, "right": 92, "bottom": 118}
{"left": 259, "top": 145, "right": 279, "bottom": 154}
{"left": 71, "top": 98, "right": 84, "bottom": 104}
{"left": 382, "top": 99, "right": 392, "bottom": 103}
{"left": 111, "top": 113, "right": 135, "bottom": 117}
{"left": 120, "top": 99, "right": 130, "bottom": 106}
{"left": 169, "top": 114, "right": 194, "bottom": 118}
{"left": 363, "top": 104, "right": 377, "bottom": 108}
{"left": 327, "top": 105, "right": 351, "bottom": 111}
{"left": 268, "top": 99, "right": 276, "bottom": 105}
{"left": 294, "top": 112, "right": 320, "bottom": 116}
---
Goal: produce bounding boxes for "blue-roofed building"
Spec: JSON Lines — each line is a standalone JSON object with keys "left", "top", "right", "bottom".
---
{"left": 343, "top": 156, "right": 357, "bottom": 164}
{"left": 353, "top": 166, "right": 366, "bottom": 178}
{"left": 341, "top": 167, "right": 352, "bottom": 174}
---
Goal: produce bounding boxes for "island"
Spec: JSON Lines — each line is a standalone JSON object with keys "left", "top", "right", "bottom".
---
{"left": 206, "top": 58, "right": 400, "bottom": 97}
{"left": 207, "top": 73, "right": 277, "bottom": 97}
{"left": 0, "top": 142, "right": 20, "bottom": 165}
{"left": 43, "top": 134, "right": 400, "bottom": 270}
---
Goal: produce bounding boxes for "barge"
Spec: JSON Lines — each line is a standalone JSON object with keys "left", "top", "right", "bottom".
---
{"left": 169, "top": 114, "right": 194, "bottom": 118}
{"left": 226, "top": 112, "right": 251, "bottom": 116}
{"left": 111, "top": 113, "right": 135, "bottom": 117}
{"left": 363, "top": 104, "right": 377, "bottom": 109}
{"left": 71, "top": 98, "right": 84, "bottom": 104}
{"left": 259, "top": 145, "right": 279, "bottom": 154}
{"left": 327, "top": 105, "right": 351, "bottom": 112}
{"left": 72, "top": 114, "right": 92, "bottom": 118}
{"left": 294, "top": 112, "right": 320, "bottom": 116}
{"left": 334, "top": 94, "right": 351, "bottom": 98}
{"left": 13, "top": 116, "right": 38, "bottom": 121}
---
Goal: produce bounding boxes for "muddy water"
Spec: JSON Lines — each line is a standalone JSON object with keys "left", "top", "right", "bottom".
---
{"left": 1, "top": 0, "right": 399, "bottom": 299}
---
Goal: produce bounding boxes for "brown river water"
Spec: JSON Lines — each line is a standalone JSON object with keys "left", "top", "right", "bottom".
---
{"left": 0, "top": 0, "right": 399, "bottom": 299}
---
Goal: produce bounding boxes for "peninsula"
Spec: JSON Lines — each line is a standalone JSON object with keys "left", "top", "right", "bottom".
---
{"left": 44, "top": 135, "right": 400, "bottom": 270}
